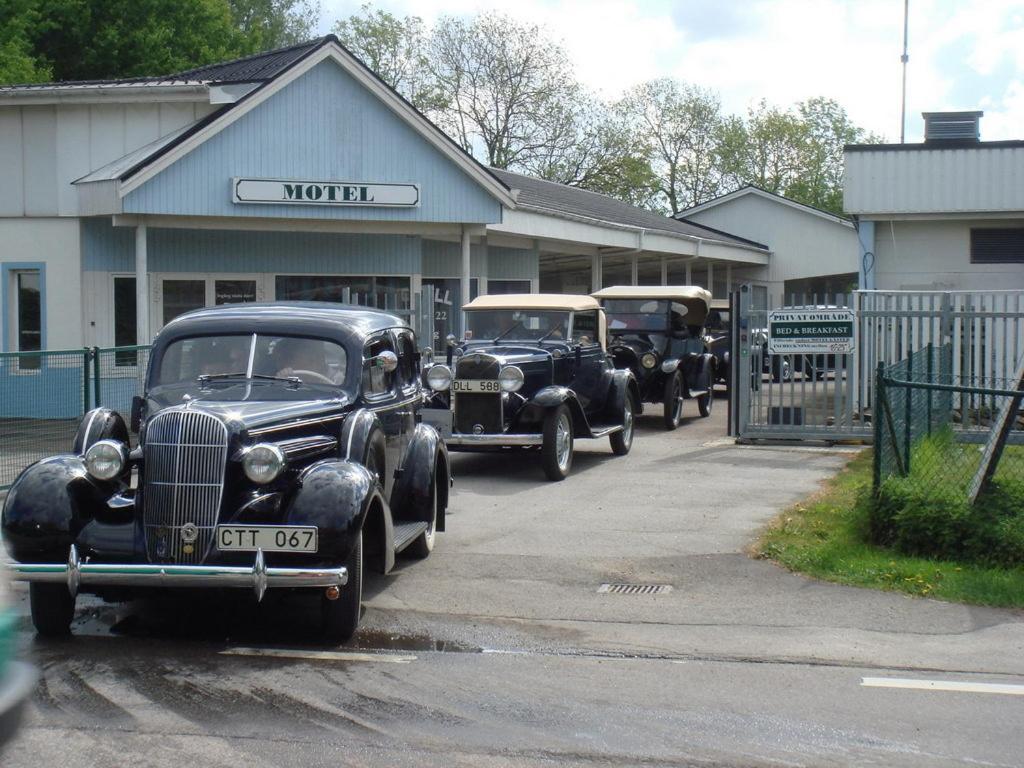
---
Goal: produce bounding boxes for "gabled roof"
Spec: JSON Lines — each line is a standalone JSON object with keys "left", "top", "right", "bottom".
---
{"left": 490, "top": 168, "right": 767, "bottom": 249}
{"left": 678, "top": 185, "right": 853, "bottom": 228}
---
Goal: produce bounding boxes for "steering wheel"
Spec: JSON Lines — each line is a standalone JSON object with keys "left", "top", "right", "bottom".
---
{"left": 290, "top": 369, "right": 335, "bottom": 385}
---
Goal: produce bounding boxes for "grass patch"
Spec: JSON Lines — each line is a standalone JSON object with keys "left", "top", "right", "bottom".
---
{"left": 754, "top": 450, "right": 1024, "bottom": 609}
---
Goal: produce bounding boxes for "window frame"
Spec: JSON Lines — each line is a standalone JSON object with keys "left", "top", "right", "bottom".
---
{"left": 3, "top": 262, "right": 45, "bottom": 373}
{"left": 970, "top": 228, "right": 1024, "bottom": 265}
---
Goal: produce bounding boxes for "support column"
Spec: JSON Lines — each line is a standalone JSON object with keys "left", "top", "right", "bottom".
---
{"left": 460, "top": 225, "right": 471, "bottom": 331}
{"left": 591, "top": 252, "right": 603, "bottom": 292}
{"left": 479, "top": 235, "right": 489, "bottom": 296}
{"left": 135, "top": 224, "right": 149, "bottom": 344}
{"left": 660, "top": 257, "right": 668, "bottom": 285}
{"left": 630, "top": 253, "right": 639, "bottom": 285}
{"left": 726, "top": 264, "right": 732, "bottom": 296}
{"left": 707, "top": 261, "right": 714, "bottom": 297}
{"left": 685, "top": 260, "right": 692, "bottom": 284}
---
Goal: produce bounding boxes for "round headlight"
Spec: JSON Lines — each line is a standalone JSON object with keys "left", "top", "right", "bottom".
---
{"left": 84, "top": 439, "right": 126, "bottom": 481}
{"left": 243, "top": 443, "right": 286, "bottom": 484}
{"left": 498, "top": 365, "right": 524, "bottom": 393}
{"left": 641, "top": 352, "right": 659, "bottom": 369}
{"left": 426, "top": 364, "right": 452, "bottom": 391}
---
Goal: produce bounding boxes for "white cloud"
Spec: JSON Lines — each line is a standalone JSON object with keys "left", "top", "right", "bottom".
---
{"left": 321, "top": 0, "right": 1024, "bottom": 142}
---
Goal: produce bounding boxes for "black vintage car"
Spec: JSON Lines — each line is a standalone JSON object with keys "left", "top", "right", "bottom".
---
{"left": 593, "top": 286, "right": 717, "bottom": 430}
{"left": 704, "top": 299, "right": 731, "bottom": 387}
{"left": 420, "top": 294, "right": 639, "bottom": 481}
{"left": 2, "top": 303, "right": 448, "bottom": 643}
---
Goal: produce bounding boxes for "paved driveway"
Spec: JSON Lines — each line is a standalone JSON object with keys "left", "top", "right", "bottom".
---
{"left": 4, "top": 392, "right": 1023, "bottom": 767}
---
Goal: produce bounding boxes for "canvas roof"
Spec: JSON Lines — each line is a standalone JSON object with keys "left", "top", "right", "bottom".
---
{"left": 464, "top": 294, "right": 601, "bottom": 312}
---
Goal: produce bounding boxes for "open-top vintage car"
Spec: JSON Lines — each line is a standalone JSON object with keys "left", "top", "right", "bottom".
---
{"left": 592, "top": 286, "right": 717, "bottom": 429}
{"left": 704, "top": 298, "right": 731, "bottom": 387}
{"left": 420, "top": 294, "right": 639, "bottom": 481}
{"left": 2, "top": 303, "right": 448, "bottom": 642}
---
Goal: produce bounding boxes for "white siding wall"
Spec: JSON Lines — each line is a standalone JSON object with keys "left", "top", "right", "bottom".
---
{"left": 0, "top": 218, "right": 82, "bottom": 349}
{"left": 0, "top": 101, "right": 216, "bottom": 218}
{"left": 845, "top": 146, "right": 1024, "bottom": 215}
{"left": 683, "top": 193, "right": 860, "bottom": 303}
{"left": 873, "top": 218, "right": 1024, "bottom": 291}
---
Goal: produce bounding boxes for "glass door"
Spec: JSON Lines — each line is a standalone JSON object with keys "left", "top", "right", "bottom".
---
{"left": 161, "top": 279, "right": 206, "bottom": 326}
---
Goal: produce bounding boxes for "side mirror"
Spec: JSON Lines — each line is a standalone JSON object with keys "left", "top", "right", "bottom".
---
{"left": 130, "top": 395, "right": 144, "bottom": 434}
{"left": 445, "top": 334, "right": 457, "bottom": 347}
{"left": 420, "top": 347, "right": 433, "bottom": 365}
{"left": 375, "top": 350, "right": 399, "bottom": 373}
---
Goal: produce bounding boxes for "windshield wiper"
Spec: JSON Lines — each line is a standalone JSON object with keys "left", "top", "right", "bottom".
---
{"left": 535, "top": 326, "right": 563, "bottom": 343}
{"left": 492, "top": 321, "right": 523, "bottom": 344}
{"left": 197, "top": 372, "right": 301, "bottom": 385}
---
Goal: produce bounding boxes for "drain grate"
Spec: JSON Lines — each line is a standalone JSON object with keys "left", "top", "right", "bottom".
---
{"left": 597, "top": 583, "right": 673, "bottom": 595}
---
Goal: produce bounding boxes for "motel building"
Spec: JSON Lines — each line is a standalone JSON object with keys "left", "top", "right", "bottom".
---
{"left": 0, "top": 35, "right": 768, "bottom": 415}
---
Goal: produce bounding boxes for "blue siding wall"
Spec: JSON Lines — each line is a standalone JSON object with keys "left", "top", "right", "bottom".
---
{"left": 124, "top": 60, "right": 503, "bottom": 224}
{"left": 422, "top": 240, "right": 537, "bottom": 279}
{"left": 82, "top": 218, "right": 421, "bottom": 274}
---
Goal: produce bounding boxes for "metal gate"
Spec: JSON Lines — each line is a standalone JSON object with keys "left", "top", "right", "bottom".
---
{"left": 731, "top": 287, "right": 1024, "bottom": 442}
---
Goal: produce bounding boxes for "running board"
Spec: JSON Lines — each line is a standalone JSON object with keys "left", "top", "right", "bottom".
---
{"left": 589, "top": 423, "right": 624, "bottom": 438}
{"left": 393, "top": 521, "right": 429, "bottom": 552}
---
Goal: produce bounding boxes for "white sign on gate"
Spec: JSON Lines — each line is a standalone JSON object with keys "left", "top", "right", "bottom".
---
{"left": 232, "top": 178, "right": 420, "bottom": 207}
{"left": 768, "top": 308, "right": 855, "bottom": 354}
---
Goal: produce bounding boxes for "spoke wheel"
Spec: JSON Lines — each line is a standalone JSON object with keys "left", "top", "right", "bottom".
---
{"left": 541, "top": 405, "right": 573, "bottom": 481}
{"left": 405, "top": 476, "right": 437, "bottom": 559}
{"left": 662, "top": 372, "right": 683, "bottom": 430}
{"left": 610, "top": 392, "right": 635, "bottom": 455}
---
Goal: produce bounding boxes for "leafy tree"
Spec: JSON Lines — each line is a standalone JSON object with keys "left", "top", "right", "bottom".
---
{"left": 617, "top": 79, "right": 724, "bottom": 214}
{"left": 333, "top": 4, "right": 440, "bottom": 111}
{"left": 230, "top": 0, "right": 321, "bottom": 53}
{"left": 0, "top": 0, "right": 50, "bottom": 83}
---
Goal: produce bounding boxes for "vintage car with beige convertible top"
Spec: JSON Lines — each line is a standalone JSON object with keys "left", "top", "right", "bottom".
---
{"left": 592, "top": 286, "right": 717, "bottom": 430}
{"left": 420, "top": 294, "right": 640, "bottom": 481}
{"left": 2, "top": 303, "right": 449, "bottom": 643}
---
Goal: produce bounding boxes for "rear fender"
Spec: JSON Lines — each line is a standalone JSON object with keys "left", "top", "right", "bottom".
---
{"left": 390, "top": 423, "right": 449, "bottom": 532}
{"left": 681, "top": 353, "right": 714, "bottom": 394}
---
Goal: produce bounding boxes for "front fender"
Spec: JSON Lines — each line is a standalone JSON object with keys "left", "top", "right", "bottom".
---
{"left": 2, "top": 455, "right": 107, "bottom": 561}
{"left": 391, "top": 424, "right": 448, "bottom": 532}
{"left": 287, "top": 459, "right": 381, "bottom": 562}
{"left": 607, "top": 369, "right": 642, "bottom": 421}
{"left": 527, "top": 386, "right": 590, "bottom": 437}
{"left": 73, "top": 408, "right": 129, "bottom": 454}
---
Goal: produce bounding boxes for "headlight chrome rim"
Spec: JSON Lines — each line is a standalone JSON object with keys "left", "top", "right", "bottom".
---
{"left": 243, "top": 443, "right": 286, "bottom": 484}
{"left": 641, "top": 352, "right": 659, "bottom": 370}
{"left": 84, "top": 439, "right": 127, "bottom": 481}
{"left": 498, "top": 365, "right": 525, "bottom": 393}
{"left": 426, "top": 364, "right": 452, "bottom": 392}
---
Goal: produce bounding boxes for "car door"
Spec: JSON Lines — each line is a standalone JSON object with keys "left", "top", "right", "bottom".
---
{"left": 567, "top": 310, "right": 610, "bottom": 416}
{"left": 390, "top": 328, "right": 421, "bottom": 462}
{"left": 361, "top": 333, "right": 402, "bottom": 500}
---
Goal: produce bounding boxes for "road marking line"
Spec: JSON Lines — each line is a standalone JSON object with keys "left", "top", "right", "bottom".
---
{"left": 862, "top": 677, "right": 1024, "bottom": 696}
{"left": 221, "top": 647, "right": 416, "bottom": 663}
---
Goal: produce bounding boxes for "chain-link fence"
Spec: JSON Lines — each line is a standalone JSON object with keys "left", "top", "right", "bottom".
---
{"left": 0, "top": 345, "right": 151, "bottom": 490}
{"left": 871, "top": 343, "right": 1024, "bottom": 566}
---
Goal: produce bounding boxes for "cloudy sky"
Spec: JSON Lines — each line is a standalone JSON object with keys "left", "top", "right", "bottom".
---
{"left": 318, "top": 0, "right": 1024, "bottom": 142}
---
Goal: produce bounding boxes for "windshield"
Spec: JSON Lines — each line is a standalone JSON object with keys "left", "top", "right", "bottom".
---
{"left": 706, "top": 309, "right": 729, "bottom": 331}
{"left": 466, "top": 309, "right": 570, "bottom": 342}
{"left": 154, "top": 334, "right": 350, "bottom": 392}
{"left": 605, "top": 299, "right": 673, "bottom": 333}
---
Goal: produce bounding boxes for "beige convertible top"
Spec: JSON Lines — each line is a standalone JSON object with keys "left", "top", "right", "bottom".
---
{"left": 591, "top": 285, "right": 712, "bottom": 305}
{"left": 464, "top": 293, "right": 601, "bottom": 312}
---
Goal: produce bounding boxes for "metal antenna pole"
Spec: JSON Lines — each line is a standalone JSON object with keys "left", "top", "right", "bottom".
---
{"left": 900, "top": 0, "right": 909, "bottom": 143}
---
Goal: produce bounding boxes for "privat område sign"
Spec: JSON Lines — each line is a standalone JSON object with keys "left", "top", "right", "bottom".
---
{"left": 768, "top": 308, "right": 855, "bottom": 354}
{"left": 232, "top": 178, "right": 420, "bottom": 207}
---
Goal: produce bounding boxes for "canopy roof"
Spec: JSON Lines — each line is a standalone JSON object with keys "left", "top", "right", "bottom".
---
{"left": 464, "top": 294, "right": 601, "bottom": 312}
{"left": 591, "top": 285, "right": 712, "bottom": 307}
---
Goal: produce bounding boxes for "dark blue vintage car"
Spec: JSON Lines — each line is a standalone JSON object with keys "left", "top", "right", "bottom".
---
{"left": 2, "top": 303, "right": 448, "bottom": 642}
{"left": 420, "top": 294, "right": 639, "bottom": 481}
{"left": 593, "top": 286, "right": 717, "bottom": 430}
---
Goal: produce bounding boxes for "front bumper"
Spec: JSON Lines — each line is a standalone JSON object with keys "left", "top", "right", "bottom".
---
{"left": 0, "top": 661, "right": 36, "bottom": 750}
{"left": 446, "top": 433, "right": 542, "bottom": 447}
{"left": 7, "top": 545, "right": 348, "bottom": 603}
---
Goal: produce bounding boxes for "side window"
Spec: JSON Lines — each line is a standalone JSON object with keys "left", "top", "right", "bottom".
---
{"left": 362, "top": 335, "right": 396, "bottom": 397}
{"left": 571, "top": 311, "right": 599, "bottom": 346}
{"left": 394, "top": 330, "right": 418, "bottom": 388}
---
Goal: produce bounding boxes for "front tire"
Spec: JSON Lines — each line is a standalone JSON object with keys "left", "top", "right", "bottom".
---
{"left": 321, "top": 531, "right": 362, "bottom": 644}
{"left": 541, "top": 405, "right": 574, "bottom": 481}
{"left": 662, "top": 371, "right": 683, "bottom": 430}
{"left": 698, "top": 388, "right": 713, "bottom": 417}
{"left": 30, "top": 582, "right": 75, "bottom": 637}
{"left": 610, "top": 392, "right": 635, "bottom": 455}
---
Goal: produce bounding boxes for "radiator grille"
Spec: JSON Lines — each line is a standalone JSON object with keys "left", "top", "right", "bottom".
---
{"left": 143, "top": 408, "right": 229, "bottom": 564}
{"left": 454, "top": 353, "right": 502, "bottom": 434}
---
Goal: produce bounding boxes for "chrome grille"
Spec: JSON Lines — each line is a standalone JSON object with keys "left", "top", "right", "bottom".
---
{"left": 454, "top": 353, "right": 502, "bottom": 434}
{"left": 142, "top": 408, "right": 229, "bottom": 564}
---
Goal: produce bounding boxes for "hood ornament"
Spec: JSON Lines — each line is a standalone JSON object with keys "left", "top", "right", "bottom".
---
{"left": 182, "top": 394, "right": 193, "bottom": 409}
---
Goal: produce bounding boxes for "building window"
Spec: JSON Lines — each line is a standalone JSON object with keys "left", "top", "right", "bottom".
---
{"left": 9, "top": 269, "right": 42, "bottom": 370}
{"left": 487, "top": 279, "right": 532, "bottom": 295}
{"left": 970, "top": 228, "right": 1024, "bottom": 264}
{"left": 276, "top": 275, "right": 411, "bottom": 311}
{"left": 113, "top": 276, "right": 138, "bottom": 366}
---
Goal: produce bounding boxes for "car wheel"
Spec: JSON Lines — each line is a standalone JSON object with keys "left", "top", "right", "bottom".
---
{"left": 698, "top": 388, "right": 713, "bottom": 417}
{"left": 662, "top": 371, "right": 683, "bottom": 430}
{"left": 321, "top": 531, "right": 362, "bottom": 644}
{"left": 771, "top": 357, "right": 791, "bottom": 383}
{"left": 29, "top": 582, "right": 75, "bottom": 637}
{"left": 541, "top": 405, "right": 573, "bottom": 481}
{"left": 610, "top": 391, "right": 635, "bottom": 456}
{"left": 405, "top": 477, "right": 437, "bottom": 559}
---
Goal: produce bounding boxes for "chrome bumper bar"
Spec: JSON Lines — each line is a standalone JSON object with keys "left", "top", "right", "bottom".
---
{"left": 446, "top": 433, "right": 543, "bottom": 447}
{"left": 8, "top": 545, "right": 348, "bottom": 602}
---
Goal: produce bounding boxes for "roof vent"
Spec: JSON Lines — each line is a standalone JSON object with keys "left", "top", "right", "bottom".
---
{"left": 923, "top": 111, "right": 982, "bottom": 142}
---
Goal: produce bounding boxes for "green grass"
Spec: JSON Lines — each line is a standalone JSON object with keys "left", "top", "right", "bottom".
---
{"left": 755, "top": 450, "right": 1024, "bottom": 609}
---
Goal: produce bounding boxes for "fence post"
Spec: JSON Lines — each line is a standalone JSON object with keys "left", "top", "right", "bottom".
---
{"left": 925, "top": 342, "right": 933, "bottom": 436}
{"left": 92, "top": 347, "right": 102, "bottom": 410}
{"left": 82, "top": 348, "right": 92, "bottom": 415}
{"left": 874, "top": 360, "right": 884, "bottom": 493}
{"left": 904, "top": 347, "right": 913, "bottom": 474}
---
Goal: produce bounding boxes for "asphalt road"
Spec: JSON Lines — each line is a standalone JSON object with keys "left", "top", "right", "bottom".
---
{"left": 4, "top": 393, "right": 1024, "bottom": 767}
